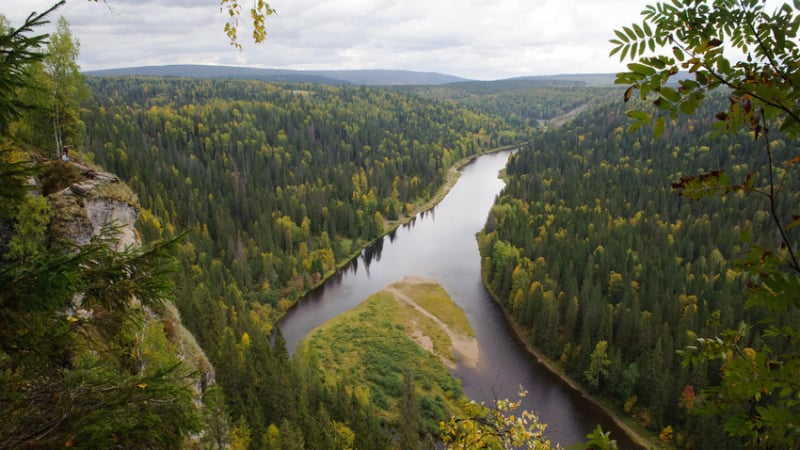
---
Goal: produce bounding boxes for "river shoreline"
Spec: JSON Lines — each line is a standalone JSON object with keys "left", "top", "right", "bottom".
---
{"left": 284, "top": 144, "right": 522, "bottom": 309}
{"left": 480, "top": 279, "right": 654, "bottom": 449}
{"left": 279, "top": 143, "right": 654, "bottom": 448}
{"left": 382, "top": 142, "right": 522, "bottom": 234}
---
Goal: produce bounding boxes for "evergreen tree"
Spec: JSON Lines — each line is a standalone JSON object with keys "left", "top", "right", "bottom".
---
{"left": 397, "top": 370, "right": 421, "bottom": 450}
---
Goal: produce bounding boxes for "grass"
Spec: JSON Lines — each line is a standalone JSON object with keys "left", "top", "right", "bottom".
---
{"left": 300, "top": 279, "right": 475, "bottom": 434}
{"left": 393, "top": 280, "right": 474, "bottom": 338}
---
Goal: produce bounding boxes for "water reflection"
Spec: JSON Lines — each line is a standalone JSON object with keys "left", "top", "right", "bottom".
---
{"left": 278, "top": 151, "right": 638, "bottom": 449}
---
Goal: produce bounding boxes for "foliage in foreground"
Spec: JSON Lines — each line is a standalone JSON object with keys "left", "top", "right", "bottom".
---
{"left": 441, "top": 390, "right": 618, "bottom": 450}
{"left": 0, "top": 7, "right": 205, "bottom": 447}
{"left": 0, "top": 150, "right": 202, "bottom": 447}
{"left": 612, "top": 0, "right": 800, "bottom": 447}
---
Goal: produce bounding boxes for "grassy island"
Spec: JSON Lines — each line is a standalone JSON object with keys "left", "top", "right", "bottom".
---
{"left": 299, "top": 277, "right": 477, "bottom": 433}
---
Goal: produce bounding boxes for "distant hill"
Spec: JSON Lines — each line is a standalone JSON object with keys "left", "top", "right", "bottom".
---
{"left": 433, "top": 77, "right": 597, "bottom": 95}
{"left": 505, "top": 73, "right": 619, "bottom": 86}
{"left": 84, "top": 65, "right": 470, "bottom": 86}
{"left": 307, "top": 69, "right": 469, "bottom": 85}
{"left": 506, "top": 72, "right": 696, "bottom": 86}
{"left": 84, "top": 65, "right": 349, "bottom": 85}
{"left": 84, "top": 64, "right": 639, "bottom": 88}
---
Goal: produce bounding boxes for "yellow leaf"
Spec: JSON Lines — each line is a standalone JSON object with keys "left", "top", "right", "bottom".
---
{"left": 137, "top": 383, "right": 148, "bottom": 389}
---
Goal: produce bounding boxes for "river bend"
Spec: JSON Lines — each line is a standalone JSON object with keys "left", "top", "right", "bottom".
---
{"left": 279, "top": 151, "right": 636, "bottom": 448}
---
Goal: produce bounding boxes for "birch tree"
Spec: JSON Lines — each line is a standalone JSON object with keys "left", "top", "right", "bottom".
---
{"left": 42, "top": 16, "right": 86, "bottom": 156}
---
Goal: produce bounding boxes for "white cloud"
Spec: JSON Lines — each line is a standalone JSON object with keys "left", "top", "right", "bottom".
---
{"left": 4, "top": 0, "right": 661, "bottom": 80}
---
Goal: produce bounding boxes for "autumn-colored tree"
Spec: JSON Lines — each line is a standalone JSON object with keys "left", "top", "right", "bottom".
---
{"left": 441, "top": 390, "right": 558, "bottom": 450}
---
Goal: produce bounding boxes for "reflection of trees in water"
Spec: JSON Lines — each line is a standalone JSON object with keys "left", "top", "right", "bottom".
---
{"left": 360, "top": 236, "right": 385, "bottom": 277}
{"left": 334, "top": 234, "right": 386, "bottom": 280}
{"left": 363, "top": 236, "right": 384, "bottom": 266}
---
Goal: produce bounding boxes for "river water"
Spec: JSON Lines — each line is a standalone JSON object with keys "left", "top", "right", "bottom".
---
{"left": 279, "top": 151, "right": 637, "bottom": 449}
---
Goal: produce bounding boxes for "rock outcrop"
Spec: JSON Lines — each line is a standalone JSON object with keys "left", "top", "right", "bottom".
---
{"left": 50, "top": 162, "right": 139, "bottom": 250}
{"left": 48, "top": 159, "right": 215, "bottom": 403}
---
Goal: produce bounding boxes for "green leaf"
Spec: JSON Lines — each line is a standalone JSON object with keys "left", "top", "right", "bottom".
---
{"left": 633, "top": 23, "right": 644, "bottom": 38}
{"left": 745, "top": 272, "right": 800, "bottom": 311}
{"left": 679, "top": 98, "right": 699, "bottom": 115}
{"left": 628, "top": 62, "right": 656, "bottom": 76}
{"left": 648, "top": 57, "right": 667, "bottom": 70}
{"left": 773, "top": 27, "right": 786, "bottom": 50}
{"left": 659, "top": 86, "right": 681, "bottom": 103}
{"left": 654, "top": 116, "right": 666, "bottom": 139}
{"left": 717, "top": 57, "right": 731, "bottom": 75}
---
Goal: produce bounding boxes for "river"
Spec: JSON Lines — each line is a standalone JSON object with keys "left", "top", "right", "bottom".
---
{"left": 279, "top": 151, "right": 638, "bottom": 449}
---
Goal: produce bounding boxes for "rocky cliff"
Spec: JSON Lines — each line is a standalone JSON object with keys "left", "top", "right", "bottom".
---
{"left": 48, "top": 159, "right": 216, "bottom": 409}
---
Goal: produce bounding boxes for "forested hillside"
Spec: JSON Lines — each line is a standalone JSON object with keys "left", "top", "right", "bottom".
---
{"left": 478, "top": 95, "right": 800, "bottom": 448}
{"left": 81, "top": 77, "right": 528, "bottom": 447}
{"left": 396, "top": 80, "right": 616, "bottom": 129}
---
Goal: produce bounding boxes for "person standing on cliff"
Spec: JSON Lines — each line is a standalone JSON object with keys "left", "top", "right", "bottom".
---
{"left": 61, "top": 145, "right": 69, "bottom": 161}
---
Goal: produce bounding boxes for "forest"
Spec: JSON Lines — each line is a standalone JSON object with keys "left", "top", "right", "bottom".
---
{"left": 478, "top": 94, "right": 800, "bottom": 448}
{"left": 14, "top": 68, "right": 798, "bottom": 450}
{"left": 3, "top": 0, "right": 800, "bottom": 448}
{"left": 80, "top": 76, "right": 536, "bottom": 447}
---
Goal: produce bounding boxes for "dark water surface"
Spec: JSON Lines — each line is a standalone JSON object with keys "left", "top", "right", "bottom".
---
{"left": 279, "top": 151, "right": 638, "bottom": 449}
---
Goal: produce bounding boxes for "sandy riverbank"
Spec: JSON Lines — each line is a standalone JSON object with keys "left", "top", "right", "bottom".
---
{"left": 387, "top": 276, "right": 479, "bottom": 369}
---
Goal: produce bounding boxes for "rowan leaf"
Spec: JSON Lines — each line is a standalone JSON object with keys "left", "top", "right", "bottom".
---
{"left": 624, "top": 85, "right": 635, "bottom": 102}
{"left": 654, "top": 116, "right": 666, "bottom": 138}
{"left": 659, "top": 86, "right": 681, "bottom": 103}
{"left": 633, "top": 23, "right": 645, "bottom": 38}
{"left": 628, "top": 62, "right": 656, "bottom": 76}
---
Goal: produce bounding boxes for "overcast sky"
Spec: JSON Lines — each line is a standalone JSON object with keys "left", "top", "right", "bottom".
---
{"left": 5, "top": 0, "right": 669, "bottom": 80}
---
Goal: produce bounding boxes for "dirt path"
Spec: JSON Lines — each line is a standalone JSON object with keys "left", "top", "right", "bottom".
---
{"left": 385, "top": 279, "right": 479, "bottom": 369}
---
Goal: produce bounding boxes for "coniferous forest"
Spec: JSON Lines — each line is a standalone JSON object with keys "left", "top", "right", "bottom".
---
{"left": 82, "top": 74, "right": 800, "bottom": 448}
{"left": 3, "top": 1, "right": 800, "bottom": 448}
{"left": 81, "top": 76, "right": 529, "bottom": 447}
{"left": 478, "top": 95, "right": 800, "bottom": 448}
